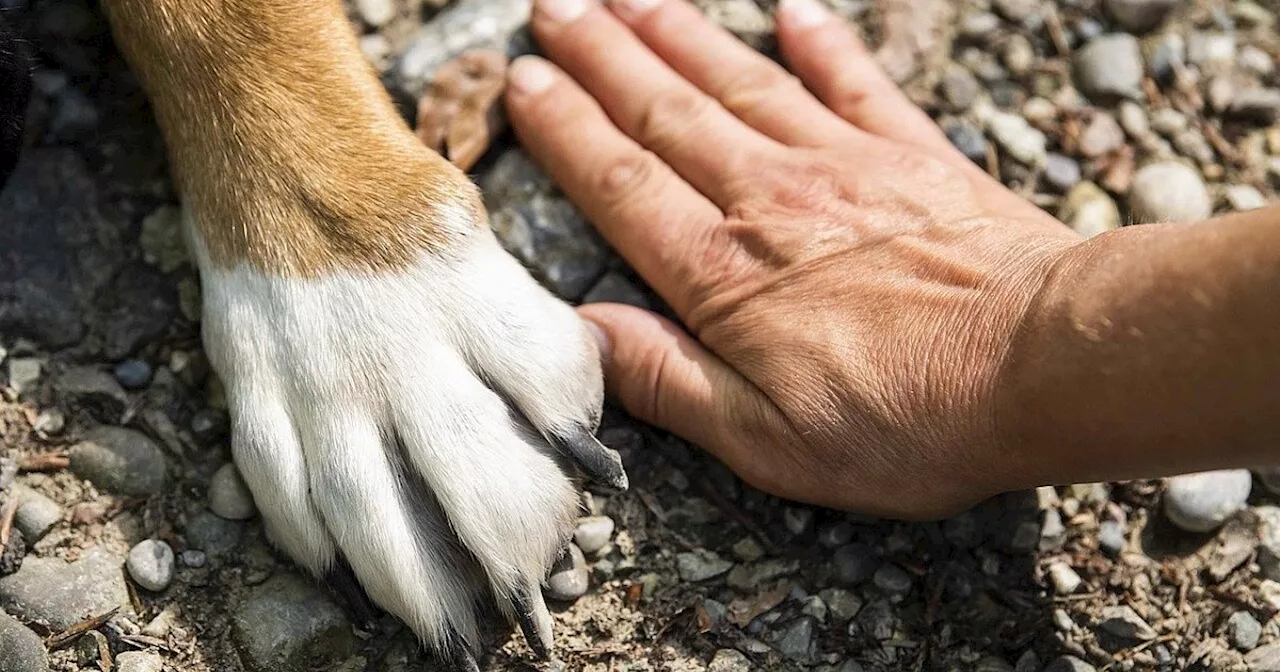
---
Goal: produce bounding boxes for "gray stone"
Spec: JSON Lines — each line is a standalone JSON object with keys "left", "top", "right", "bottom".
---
{"left": 1163, "top": 469, "right": 1252, "bottom": 533}
{"left": 354, "top": 0, "right": 394, "bottom": 27}
{"left": 986, "top": 111, "right": 1047, "bottom": 166}
{"left": 1044, "top": 657, "right": 1097, "bottom": 672}
{"left": 112, "top": 360, "right": 152, "bottom": 390}
{"left": 581, "top": 273, "right": 650, "bottom": 309}
{"left": 776, "top": 617, "right": 814, "bottom": 661}
{"left": 1041, "top": 509, "right": 1066, "bottom": 550}
{"left": 993, "top": 0, "right": 1038, "bottom": 22}
{"left": 1014, "top": 650, "right": 1040, "bottom": 672}
{"left": 1097, "top": 520, "right": 1126, "bottom": 556}
{"left": 115, "top": 651, "right": 164, "bottom": 672}
{"left": 1048, "top": 562, "right": 1082, "bottom": 595}
{"left": 1227, "top": 610, "right": 1262, "bottom": 651}
{"left": 1247, "top": 643, "right": 1280, "bottom": 671}
{"left": 1224, "top": 185, "right": 1266, "bottom": 212}
{"left": 396, "top": 0, "right": 533, "bottom": 98}
{"left": 819, "top": 588, "right": 863, "bottom": 623}
{"left": 1174, "top": 130, "right": 1215, "bottom": 165}
{"left": 727, "top": 558, "right": 798, "bottom": 591}
{"left": 232, "top": 573, "right": 356, "bottom": 672}
{"left": 7, "top": 359, "right": 41, "bottom": 395}
{"left": 180, "top": 549, "right": 207, "bottom": 568}
{"left": 855, "top": 600, "right": 898, "bottom": 640}
{"left": 69, "top": 427, "right": 169, "bottom": 496}
{"left": 1059, "top": 182, "right": 1121, "bottom": 239}
{"left": 1150, "top": 108, "right": 1188, "bottom": 136}
{"left": 0, "top": 546, "right": 130, "bottom": 629}
{"left": 209, "top": 463, "right": 256, "bottom": 520}
{"left": 939, "top": 66, "right": 981, "bottom": 111}
{"left": 783, "top": 507, "right": 814, "bottom": 536}
{"left": 1256, "top": 506, "right": 1280, "bottom": 581}
{"left": 1228, "top": 89, "right": 1280, "bottom": 124}
{"left": 138, "top": 206, "right": 190, "bottom": 273}
{"left": 1103, "top": 0, "right": 1177, "bottom": 32}
{"left": 1129, "top": 162, "right": 1212, "bottom": 224}
{"left": 945, "top": 122, "right": 988, "bottom": 164}
{"left": 1044, "top": 153, "right": 1082, "bottom": 192}
{"left": 573, "top": 516, "right": 615, "bottom": 555}
{"left": 1002, "top": 35, "right": 1035, "bottom": 75}
{"left": 1118, "top": 101, "right": 1150, "bottom": 138}
{"left": 833, "top": 543, "right": 878, "bottom": 586}
{"left": 56, "top": 367, "right": 129, "bottom": 420}
{"left": 184, "top": 509, "right": 244, "bottom": 560}
{"left": 1097, "top": 605, "right": 1157, "bottom": 641}
{"left": 872, "top": 564, "right": 913, "bottom": 595}
{"left": 1261, "top": 468, "right": 1280, "bottom": 495}
{"left": 818, "top": 522, "right": 855, "bottom": 549}
{"left": 1239, "top": 46, "right": 1274, "bottom": 76}
{"left": 32, "top": 409, "right": 65, "bottom": 435}
{"left": 840, "top": 662, "right": 866, "bottom": 672}
{"left": 1187, "top": 32, "right": 1236, "bottom": 67}
{"left": 74, "top": 630, "right": 108, "bottom": 668}
{"left": 960, "top": 12, "right": 1000, "bottom": 40}
{"left": 677, "top": 550, "right": 734, "bottom": 583}
{"left": 11, "top": 485, "right": 60, "bottom": 543}
{"left": 0, "top": 610, "right": 48, "bottom": 672}
{"left": 481, "top": 150, "right": 610, "bottom": 300}
{"left": 943, "top": 511, "right": 982, "bottom": 549}
{"left": 546, "top": 544, "right": 589, "bottom": 600}
{"left": 701, "top": 598, "right": 727, "bottom": 627}
{"left": 126, "top": 539, "right": 175, "bottom": 592}
{"left": 1078, "top": 112, "right": 1126, "bottom": 158}
{"left": 708, "top": 648, "right": 751, "bottom": 672}
{"left": 799, "top": 595, "right": 827, "bottom": 622}
{"left": 1074, "top": 34, "right": 1144, "bottom": 100}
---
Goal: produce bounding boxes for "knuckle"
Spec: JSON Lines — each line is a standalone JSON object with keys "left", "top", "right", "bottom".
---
{"left": 596, "top": 149, "right": 664, "bottom": 205}
{"left": 719, "top": 67, "right": 803, "bottom": 118}
{"left": 635, "top": 88, "right": 714, "bottom": 150}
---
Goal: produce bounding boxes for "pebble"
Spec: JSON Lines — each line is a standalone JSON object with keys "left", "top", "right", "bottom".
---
{"left": 581, "top": 273, "right": 649, "bottom": 309}
{"left": 69, "top": 427, "right": 169, "bottom": 496}
{"left": 127, "top": 539, "right": 176, "bottom": 591}
{"left": 731, "top": 537, "right": 765, "bottom": 562}
{"left": 1117, "top": 101, "right": 1150, "bottom": 138}
{"left": 1002, "top": 35, "right": 1035, "bottom": 76}
{"left": 701, "top": 598, "right": 727, "bottom": 627}
{"left": 993, "top": 0, "right": 1038, "bottom": 22}
{"left": 940, "top": 66, "right": 981, "bottom": 111}
{"left": 209, "top": 463, "right": 256, "bottom": 520}
{"left": 11, "top": 485, "right": 61, "bottom": 543}
{"left": 1225, "top": 185, "right": 1267, "bottom": 212}
{"left": 840, "top": 661, "right": 866, "bottom": 672}
{"left": 1239, "top": 46, "right": 1275, "bottom": 76}
{"left": 1103, "top": 0, "right": 1177, "bottom": 32}
{"left": 987, "top": 111, "right": 1047, "bottom": 166}
{"left": 56, "top": 367, "right": 129, "bottom": 419}
{"left": 1047, "top": 562, "right": 1082, "bottom": 595}
{"left": 1044, "top": 153, "right": 1082, "bottom": 192}
{"left": 7, "top": 358, "right": 41, "bottom": 395}
{"left": 1059, "top": 181, "right": 1121, "bottom": 238}
{"left": 1173, "top": 129, "right": 1215, "bottom": 165}
{"left": 573, "top": 516, "right": 615, "bottom": 554}
{"left": 396, "top": 0, "right": 532, "bottom": 97}
{"left": 1163, "top": 469, "right": 1252, "bottom": 532}
{"left": 776, "top": 617, "right": 815, "bottom": 661}
{"left": 727, "top": 558, "right": 798, "bottom": 591}
{"left": 818, "top": 522, "right": 855, "bottom": 549}
{"left": 961, "top": 12, "right": 1001, "bottom": 40}
{"left": 138, "top": 206, "right": 190, "bottom": 273}
{"left": 1228, "top": 610, "right": 1262, "bottom": 651}
{"left": 855, "top": 600, "right": 898, "bottom": 640}
{"left": 115, "top": 651, "right": 164, "bottom": 672}
{"left": 1228, "top": 89, "right": 1280, "bottom": 124}
{"left": 1073, "top": 34, "right": 1144, "bottom": 100}
{"left": 1097, "top": 520, "right": 1126, "bottom": 557}
{"left": 1261, "top": 468, "right": 1280, "bottom": 495}
{"left": 32, "top": 409, "right": 65, "bottom": 435}
{"left": 74, "top": 631, "right": 108, "bottom": 668}
{"left": 113, "top": 359, "right": 152, "bottom": 389}
{"left": 833, "top": 543, "right": 878, "bottom": 586}
{"left": 1015, "top": 650, "right": 1041, "bottom": 672}
{"left": 1128, "top": 162, "right": 1213, "bottom": 224}
{"left": 943, "top": 511, "right": 983, "bottom": 549}
{"left": 546, "top": 544, "right": 590, "bottom": 600}
{"left": 354, "top": 0, "right": 394, "bottom": 27}
{"left": 0, "top": 546, "right": 130, "bottom": 629}
{"left": 676, "top": 550, "right": 734, "bottom": 583}
{"left": 1187, "top": 32, "right": 1236, "bottom": 67}
{"left": 0, "top": 610, "right": 48, "bottom": 672}
{"left": 872, "top": 564, "right": 913, "bottom": 595}
{"left": 1045, "top": 656, "right": 1098, "bottom": 672}
{"left": 184, "top": 509, "right": 244, "bottom": 560}
{"left": 1247, "top": 643, "right": 1280, "bottom": 671}
{"left": 1150, "top": 108, "right": 1188, "bottom": 136}
{"left": 945, "top": 122, "right": 989, "bottom": 164}
{"left": 800, "top": 595, "right": 827, "bottom": 622}
{"left": 708, "top": 648, "right": 751, "bottom": 672}
{"left": 783, "top": 507, "right": 814, "bottom": 536}
{"left": 1098, "top": 605, "right": 1157, "bottom": 641}
{"left": 1041, "top": 509, "right": 1067, "bottom": 550}
{"left": 819, "top": 588, "right": 864, "bottom": 623}
{"left": 1256, "top": 506, "right": 1279, "bottom": 581}
{"left": 1079, "top": 112, "right": 1126, "bottom": 158}
{"left": 232, "top": 573, "right": 356, "bottom": 672}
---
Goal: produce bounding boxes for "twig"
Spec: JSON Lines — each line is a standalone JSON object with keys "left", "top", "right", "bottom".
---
{"left": 1044, "top": 5, "right": 1070, "bottom": 57}
{"left": 45, "top": 607, "right": 120, "bottom": 650}
{"left": 0, "top": 494, "right": 19, "bottom": 555}
{"left": 19, "top": 453, "right": 70, "bottom": 472}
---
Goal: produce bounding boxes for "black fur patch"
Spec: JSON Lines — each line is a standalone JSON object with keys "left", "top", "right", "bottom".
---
{"left": 0, "top": 12, "right": 31, "bottom": 189}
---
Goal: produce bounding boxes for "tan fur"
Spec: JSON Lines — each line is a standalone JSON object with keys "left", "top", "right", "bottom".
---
{"left": 101, "top": 0, "right": 482, "bottom": 276}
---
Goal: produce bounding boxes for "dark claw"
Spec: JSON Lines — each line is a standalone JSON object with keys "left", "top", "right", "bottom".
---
{"left": 548, "top": 426, "right": 629, "bottom": 492}
{"left": 509, "top": 583, "right": 553, "bottom": 659}
{"left": 322, "top": 556, "right": 378, "bottom": 628}
{"left": 436, "top": 644, "right": 481, "bottom": 672}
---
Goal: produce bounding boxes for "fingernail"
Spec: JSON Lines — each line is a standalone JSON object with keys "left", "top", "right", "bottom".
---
{"left": 508, "top": 56, "right": 556, "bottom": 95}
{"left": 536, "top": 0, "right": 589, "bottom": 23}
{"left": 778, "top": 0, "right": 830, "bottom": 28}
{"left": 583, "top": 319, "right": 612, "bottom": 363}
{"left": 609, "top": 0, "right": 661, "bottom": 17}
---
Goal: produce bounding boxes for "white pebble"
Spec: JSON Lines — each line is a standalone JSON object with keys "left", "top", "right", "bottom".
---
{"left": 1163, "top": 469, "right": 1252, "bottom": 533}
{"left": 127, "top": 539, "right": 176, "bottom": 591}
{"left": 209, "top": 463, "right": 256, "bottom": 520}
{"left": 1048, "top": 562, "right": 1082, "bottom": 595}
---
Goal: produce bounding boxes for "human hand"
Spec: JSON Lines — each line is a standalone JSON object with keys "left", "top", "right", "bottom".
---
{"left": 504, "top": 0, "right": 1086, "bottom": 518}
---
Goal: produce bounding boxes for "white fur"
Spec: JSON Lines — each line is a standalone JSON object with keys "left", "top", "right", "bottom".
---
{"left": 191, "top": 226, "right": 602, "bottom": 652}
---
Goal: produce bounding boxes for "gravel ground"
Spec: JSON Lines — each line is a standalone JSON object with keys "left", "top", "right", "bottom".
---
{"left": 2, "top": 0, "right": 1280, "bottom": 670}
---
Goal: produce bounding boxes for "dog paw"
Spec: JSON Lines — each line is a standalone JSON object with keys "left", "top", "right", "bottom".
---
{"left": 196, "top": 216, "right": 626, "bottom": 664}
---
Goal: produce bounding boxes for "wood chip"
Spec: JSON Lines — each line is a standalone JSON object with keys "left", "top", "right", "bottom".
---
{"left": 0, "top": 494, "right": 18, "bottom": 555}
{"left": 45, "top": 607, "right": 120, "bottom": 650}
{"left": 19, "top": 453, "right": 70, "bottom": 472}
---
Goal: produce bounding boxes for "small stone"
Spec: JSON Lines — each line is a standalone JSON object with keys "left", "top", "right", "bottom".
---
{"left": 708, "top": 648, "right": 751, "bottom": 672}
{"left": 1118, "top": 101, "right": 1150, "bottom": 138}
{"left": 1256, "top": 506, "right": 1280, "bottom": 581}
{"left": 184, "top": 510, "right": 244, "bottom": 560}
{"left": 726, "top": 558, "right": 798, "bottom": 591}
{"left": 1103, "top": 0, "right": 1177, "bottom": 32}
{"left": 1059, "top": 181, "right": 1121, "bottom": 238}
{"left": 1041, "top": 509, "right": 1067, "bottom": 550}
{"left": 833, "top": 543, "right": 878, "bottom": 586}
{"left": 677, "top": 550, "right": 733, "bottom": 583}
{"left": 1163, "top": 469, "right": 1252, "bottom": 532}
{"left": 6, "top": 358, "right": 41, "bottom": 395}
{"left": 943, "top": 511, "right": 983, "bottom": 549}
{"left": 32, "top": 409, "right": 64, "bottom": 435}
{"left": 1015, "top": 650, "right": 1041, "bottom": 672}
{"left": 1174, "top": 130, "right": 1215, "bottom": 165}
{"left": 0, "top": 610, "right": 48, "bottom": 672}
{"left": 0, "top": 547, "right": 130, "bottom": 629}
{"left": 1098, "top": 520, "right": 1126, "bottom": 556}
{"left": 820, "top": 588, "right": 863, "bottom": 623}
{"left": 961, "top": 12, "right": 1001, "bottom": 39}
{"left": 855, "top": 600, "right": 898, "bottom": 640}
{"left": 1047, "top": 562, "right": 1082, "bottom": 595}
{"left": 783, "top": 507, "right": 814, "bottom": 536}
{"left": 1227, "top": 89, "right": 1280, "bottom": 124}
{"left": 800, "top": 595, "right": 827, "bottom": 622}
{"left": 1044, "top": 656, "right": 1097, "bottom": 672}
{"left": 70, "top": 427, "right": 169, "bottom": 496}
{"left": 127, "top": 539, "right": 175, "bottom": 591}
{"left": 993, "top": 0, "right": 1037, "bottom": 21}
{"left": 546, "top": 544, "right": 589, "bottom": 600}
{"left": 1098, "top": 605, "right": 1157, "bottom": 641}
{"left": 359, "top": 34, "right": 391, "bottom": 64}
{"left": 1225, "top": 185, "right": 1267, "bottom": 212}
{"left": 113, "top": 359, "right": 152, "bottom": 390}
{"left": 701, "top": 598, "right": 727, "bottom": 627}
{"left": 1246, "top": 643, "right": 1280, "bottom": 671}
{"left": 1208, "top": 75, "right": 1236, "bottom": 113}
{"left": 1129, "top": 162, "right": 1213, "bottom": 224}
{"left": 946, "top": 122, "right": 989, "bottom": 164}
{"left": 181, "top": 549, "right": 207, "bottom": 568}
{"left": 1054, "top": 609, "right": 1076, "bottom": 632}
{"left": 232, "top": 573, "right": 356, "bottom": 672}
{"left": 777, "top": 617, "right": 815, "bottom": 661}
{"left": 573, "top": 516, "right": 614, "bottom": 554}
{"left": 732, "top": 537, "right": 764, "bottom": 562}
{"left": 975, "top": 657, "right": 1014, "bottom": 672}
{"left": 209, "top": 463, "right": 256, "bottom": 520}
{"left": 1150, "top": 108, "right": 1188, "bottom": 136}
{"left": 355, "top": 0, "right": 394, "bottom": 26}
{"left": 1044, "top": 153, "right": 1082, "bottom": 192}
{"left": 987, "top": 111, "right": 1047, "bottom": 166}
{"left": 1079, "top": 112, "right": 1126, "bottom": 158}
{"left": 1074, "top": 34, "right": 1144, "bottom": 101}
{"left": 1188, "top": 32, "right": 1236, "bottom": 67}
{"left": 839, "top": 661, "right": 866, "bottom": 672}
{"left": 138, "top": 206, "right": 190, "bottom": 273}
{"left": 940, "top": 66, "right": 981, "bottom": 111}
{"left": 1227, "top": 611, "right": 1262, "bottom": 651}
{"left": 1260, "top": 468, "right": 1280, "bottom": 495}
{"left": 116, "top": 651, "right": 164, "bottom": 672}
{"left": 74, "top": 631, "right": 109, "bottom": 668}
{"left": 1022, "top": 97, "right": 1058, "bottom": 125}
{"left": 818, "top": 522, "right": 855, "bottom": 549}
{"left": 1002, "top": 35, "right": 1035, "bottom": 76}
{"left": 581, "top": 273, "right": 649, "bottom": 309}
{"left": 11, "top": 485, "right": 61, "bottom": 543}
{"left": 56, "top": 367, "right": 129, "bottom": 420}
{"left": 872, "top": 564, "right": 913, "bottom": 595}
{"left": 1239, "top": 46, "right": 1274, "bottom": 76}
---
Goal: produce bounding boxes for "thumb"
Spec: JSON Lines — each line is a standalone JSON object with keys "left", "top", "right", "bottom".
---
{"left": 578, "top": 302, "right": 744, "bottom": 453}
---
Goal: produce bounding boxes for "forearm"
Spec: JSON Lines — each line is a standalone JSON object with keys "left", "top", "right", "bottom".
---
{"left": 998, "top": 205, "right": 1280, "bottom": 489}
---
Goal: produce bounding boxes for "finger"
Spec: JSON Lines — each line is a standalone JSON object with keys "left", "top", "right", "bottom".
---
{"left": 506, "top": 56, "right": 725, "bottom": 317}
{"left": 578, "top": 304, "right": 779, "bottom": 488}
{"left": 608, "top": 0, "right": 859, "bottom": 148}
{"left": 775, "top": 0, "right": 954, "bottom": 153}
{"left": 530, "top": 0, "right": 780, "bottom": 206}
